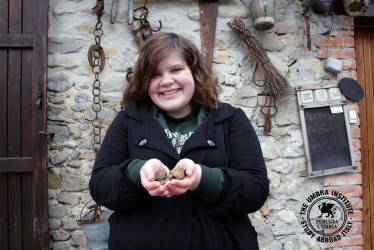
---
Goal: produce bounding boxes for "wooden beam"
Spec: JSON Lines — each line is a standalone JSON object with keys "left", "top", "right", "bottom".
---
{"left": 0, "top": 158, "right": 33, "bottom": 173}
{"left": 32, "top": 0, "right": 50, "bottom": 249}
{"left": 356, "top": 27, "right": 374, "bottom": 250}
{"left": 355, "top": 16, "right": 374, "bottom": 27}
{"left": 0, "top": 34, "right": 33, "bottom": 48}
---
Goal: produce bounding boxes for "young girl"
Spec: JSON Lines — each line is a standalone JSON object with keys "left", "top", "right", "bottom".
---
{"left": 89, "top": 32, "right": 269, "bottom": 250}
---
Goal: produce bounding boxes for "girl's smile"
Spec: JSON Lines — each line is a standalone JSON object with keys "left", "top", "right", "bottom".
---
{"left": 161, "top": 88, "right": 180, "bottom": 96}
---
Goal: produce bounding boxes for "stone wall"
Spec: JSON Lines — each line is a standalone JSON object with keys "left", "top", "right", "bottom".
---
{"left": 47, "top": 0, "right": 363, "bottom": 249}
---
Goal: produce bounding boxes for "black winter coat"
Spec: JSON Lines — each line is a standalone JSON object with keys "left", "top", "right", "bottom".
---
{"left": 89, "top": 100, "right": 269, "bottom": 250}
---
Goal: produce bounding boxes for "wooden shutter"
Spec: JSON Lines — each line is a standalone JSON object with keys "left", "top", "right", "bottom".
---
{"left": 0, "top": 0, "right": 48, "bottom": 249}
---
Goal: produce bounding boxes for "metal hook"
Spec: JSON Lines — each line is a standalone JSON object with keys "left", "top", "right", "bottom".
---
{"left": 133, "top": 6, "right": 149, "bottom": 20}
{"left": 132, "top": 9, "right": 162, "bottom": 36}
{"left": 253, "top": 61, "right": 267, "bottom": 87}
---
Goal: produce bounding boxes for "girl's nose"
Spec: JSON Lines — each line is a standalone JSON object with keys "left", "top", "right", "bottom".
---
{"left": 160, "top": 76, "right": 174, "bottom": 86}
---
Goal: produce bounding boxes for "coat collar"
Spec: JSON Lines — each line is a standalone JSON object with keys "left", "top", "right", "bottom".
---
{"left": 124, "top": 100, "right": 237, "bottom": 158}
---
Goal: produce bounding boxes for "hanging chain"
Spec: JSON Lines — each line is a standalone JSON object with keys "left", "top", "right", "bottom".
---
{"left": 89, "top": 1, "right": 105, "bottom": 155}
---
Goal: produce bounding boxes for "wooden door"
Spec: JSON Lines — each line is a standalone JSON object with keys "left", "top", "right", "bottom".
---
{"left": 0, "top": 0, "right": 48, "bottom": 249}
{"left": 355, "top": 27, "right": 374, "bottom": 250}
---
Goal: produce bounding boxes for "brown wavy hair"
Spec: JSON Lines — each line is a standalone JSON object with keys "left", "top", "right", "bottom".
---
{"left": 122, "top": 32, "right": 219, "bottom": 109}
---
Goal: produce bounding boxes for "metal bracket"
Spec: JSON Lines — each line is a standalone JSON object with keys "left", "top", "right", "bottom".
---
{"left": 37, "top": 88, "right": 43, "bottom": 109}
{"left": 37, "top": 131, "right": 55, "bottom": 140}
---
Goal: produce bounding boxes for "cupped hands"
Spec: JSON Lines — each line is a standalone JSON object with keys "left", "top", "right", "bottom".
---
{"left": 140, "top": 158, "right": 202, "bottom": 198}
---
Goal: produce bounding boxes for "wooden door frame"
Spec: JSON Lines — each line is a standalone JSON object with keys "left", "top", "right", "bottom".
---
{"left": 355, "top": 24, "right": 374, "bottom": 250}
{"left": 32, "top": 0, "right": 49, "bottom": 248}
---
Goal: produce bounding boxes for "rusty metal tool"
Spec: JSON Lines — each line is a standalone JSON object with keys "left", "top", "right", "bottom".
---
{"left": 259, "top": 93, "right": 277, "bottom": 133}
{"left": 110, "top": 0, "right": 119, "bottom": 24}
{"left": 199, "top": 0, "right": 218, "bottom": 69}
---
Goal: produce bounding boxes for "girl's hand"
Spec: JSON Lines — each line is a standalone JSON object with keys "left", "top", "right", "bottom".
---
{"left": 165, "top": 159, "right": 202, "bottom": 197}
{"left": 140, "top": 159, "right": 170, "bottom": 197}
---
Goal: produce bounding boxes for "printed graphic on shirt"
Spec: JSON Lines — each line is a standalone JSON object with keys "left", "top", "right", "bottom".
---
{"left": 165, "top": 129, "right": 193, "bottom": 154}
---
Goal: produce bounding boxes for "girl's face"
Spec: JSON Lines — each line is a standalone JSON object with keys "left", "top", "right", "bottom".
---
{"left": 148, "top": 51, "right": 195, "bottom": 118}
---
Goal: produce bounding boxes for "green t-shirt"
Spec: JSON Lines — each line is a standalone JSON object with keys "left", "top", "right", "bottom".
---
{"left": 151, "top": 105, "right": 206, "bottom": 154}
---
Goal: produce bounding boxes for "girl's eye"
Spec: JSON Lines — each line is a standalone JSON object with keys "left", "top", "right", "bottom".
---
{"left": 151, "top": 72, "right": 161, "bottom": 78}
{"left": 171, "top": 67, "right": 183, "bottom": 73}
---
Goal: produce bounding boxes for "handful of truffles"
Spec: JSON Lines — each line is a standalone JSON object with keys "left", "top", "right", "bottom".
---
{"left": 155, "top": 166, "right": 186, "bottom": 185}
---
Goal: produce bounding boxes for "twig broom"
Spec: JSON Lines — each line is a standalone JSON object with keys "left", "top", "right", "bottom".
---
{"left": 227, "top": 18, "right": 291, "bottom": 102}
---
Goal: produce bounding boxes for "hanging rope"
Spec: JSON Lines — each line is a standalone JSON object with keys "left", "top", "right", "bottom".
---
{"left": 89, "top": 0, "right": 106, "bottom": 155}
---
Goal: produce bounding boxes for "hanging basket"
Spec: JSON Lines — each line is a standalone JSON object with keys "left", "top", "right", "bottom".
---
{"left": 77, "top": 200, "right": 112, "bottom": 250}
{"left": 343, "top": 0, "right": 369, "bottom": 16}
{"left": 250, "top": 0, "right": 275, "bottom": 31}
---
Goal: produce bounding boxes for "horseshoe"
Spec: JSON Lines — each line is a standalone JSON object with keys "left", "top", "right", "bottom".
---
{"left": 88, "top": 44, "right": 105, "bottom": 71}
